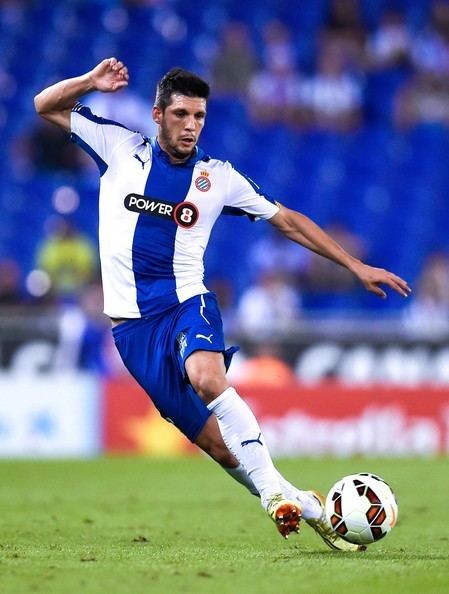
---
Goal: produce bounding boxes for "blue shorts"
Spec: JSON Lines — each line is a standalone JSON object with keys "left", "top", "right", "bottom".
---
{"left": 112, "top": 292, "right": 238, "bottom": 442}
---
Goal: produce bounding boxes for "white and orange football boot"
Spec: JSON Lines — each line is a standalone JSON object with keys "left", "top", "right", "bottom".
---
{"left": 266, "top": 494, "right": 302, "bottom": 539}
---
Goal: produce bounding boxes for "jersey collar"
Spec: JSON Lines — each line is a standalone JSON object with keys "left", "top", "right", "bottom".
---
{"left": 150, "top": 137, "right": 209, "bottom": 166}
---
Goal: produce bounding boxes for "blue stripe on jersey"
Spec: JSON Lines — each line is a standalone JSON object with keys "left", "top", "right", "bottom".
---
{"left": 221, "top": 205, "right": 256, "bottom": 221}
{"left": 70, "top": 105, "right": 131, "bottom": 176}
{"left": 233, "top": 166, "right": 277, "bottom": 205}
{"left": 73, "top": 104, "right": 132, "bottom": 130}
{"left": 132, "top": 154, "right": 195, "bottom": 316}
{"left": 70, "top": 132, "right": 108, "bottom": 176}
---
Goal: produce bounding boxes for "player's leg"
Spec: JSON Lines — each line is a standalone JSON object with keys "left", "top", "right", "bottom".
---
{"left": 112, "top": 311, "right": 260, "bottom": 491}
{"left": 174, "top": 293, "right": 300, "bottom": 537}
{"left": 112, "top": 312, "right": 253, "bottom": 483}
{"left": 113, "top": 314, "right": 351, "bottom": 546}
{"left": 186, "top": 349, "right": 280, "bottom": 505}
{"left": 194, "top": 416, "right": 360, "bottom": 550}
{"left": 193, "top": 407, "right": 315, "bottom": 508}
{"left": 194, "top": 412, "right": 360, "bottom": 549}
{"left": 185, "top": 349, "right": 301, "bottom": 537}
{"left": 187, "top": 367, "right": 320, "bottom": 516}
{"left": 113, "top": 316, "right": 317, "bottom": 538}
{"left": 194, "top": 412, "right": 322, "bottom": 517}
{"left": 194, "top": 414, "right": 239, "bottom": 468}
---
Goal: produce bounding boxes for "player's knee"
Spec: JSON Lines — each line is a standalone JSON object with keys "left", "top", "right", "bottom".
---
{"left": 189, "top": 369, "right": 225, "bottom": 403}
{"left": 186, "top": 351, "right": 228, "bottom": 403}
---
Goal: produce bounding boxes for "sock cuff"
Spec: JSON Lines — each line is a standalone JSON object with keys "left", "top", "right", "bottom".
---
{"left": 206, "top": 386, "right": 238, "bottom": 411}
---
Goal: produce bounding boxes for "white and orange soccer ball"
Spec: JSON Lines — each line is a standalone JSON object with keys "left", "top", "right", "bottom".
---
{"left": 325, "top": 473, "right": 398, "bottom": 546}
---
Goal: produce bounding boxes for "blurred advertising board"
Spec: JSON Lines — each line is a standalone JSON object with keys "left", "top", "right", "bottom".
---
{"left": 103, "top": 378, "right": 196, "bottom": 456}
{"left": 103, "top": 379, "right": 449, "bottom": 457}
{"left": 1, "top": 309, "right": 449, "bottom": 385}
{"left": 243, "top": 384, "right": 449, "bottom": 457}
{"left": 292, "top": 341, "right": 449, "bottom": 386}
{"left": 1, "top": 310, "right": 449, "bottom": 457}
{"left": 0, "top": 310, "right": 59, "bottom": 372}
{"left": 0, "top": 372, "right": 100, "bottom": 457}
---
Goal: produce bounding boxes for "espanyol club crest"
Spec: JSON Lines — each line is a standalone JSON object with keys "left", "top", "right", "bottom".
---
{"left": 195, "top": 171, "right": 211, "bottom": 192}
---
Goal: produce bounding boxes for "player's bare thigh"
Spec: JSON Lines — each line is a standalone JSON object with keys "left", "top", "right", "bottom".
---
{"left": 185, "top": 350, "right": 229, "bottom": 404}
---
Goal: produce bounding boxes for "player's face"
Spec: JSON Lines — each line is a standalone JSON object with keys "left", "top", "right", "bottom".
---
{"left": 153, "top": 94, "right": 207, "bottom": 162}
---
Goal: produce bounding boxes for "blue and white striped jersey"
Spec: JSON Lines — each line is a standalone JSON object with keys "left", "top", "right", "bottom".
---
{"left": 70, "top": 103, "right": 279, "bottom": 318}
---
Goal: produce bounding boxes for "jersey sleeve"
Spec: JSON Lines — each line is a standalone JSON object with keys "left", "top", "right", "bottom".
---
{"left": 70, "top": 102, "right": 138, "bottom": 175}
{"left": 224, "top": 166, "right": 280, "bottom": 221}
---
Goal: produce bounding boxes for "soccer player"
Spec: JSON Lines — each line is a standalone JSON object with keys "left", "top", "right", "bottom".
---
{"left": 34, "top": 58, "right": 411, "bottom": 550}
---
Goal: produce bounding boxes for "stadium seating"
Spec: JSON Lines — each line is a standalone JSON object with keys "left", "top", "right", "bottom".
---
{"left": 1, "top": 0, "right": 448, "bottom": 312}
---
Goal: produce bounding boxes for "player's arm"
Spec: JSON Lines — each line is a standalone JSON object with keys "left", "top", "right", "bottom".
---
{"left": 269, "top": 203, "right": 411, "bottom": 299}
{"left": 33, "top": 57, "right": 129, "bottom": 132}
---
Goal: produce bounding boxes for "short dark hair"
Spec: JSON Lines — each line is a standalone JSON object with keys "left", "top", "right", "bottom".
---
{"left": 155, "top": 67, "right": 210, "bottom": 111}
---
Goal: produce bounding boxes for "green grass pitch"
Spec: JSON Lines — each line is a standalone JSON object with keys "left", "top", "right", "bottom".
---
{"left": 1, "top": 456, "right": 448, "bottom": 594}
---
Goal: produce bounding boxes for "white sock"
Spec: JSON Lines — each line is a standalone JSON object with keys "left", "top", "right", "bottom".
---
{"left": 276, "top": 475, "right": 322, "bottom": 520}
{"left": 207, "top": 387, "right": 282, "bottom": 508}
{"left": 223, "top": 464, "right": 259, "bottom": 496}
{"left": 222, "top": 462, "right": 322, "bottom": 520}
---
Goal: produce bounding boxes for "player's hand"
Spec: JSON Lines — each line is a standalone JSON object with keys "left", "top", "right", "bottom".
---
{"left": 351, "top": 262, "right": 412, "bottom": 298}
{"left": 88, "top": 57, "right": 129, "bottom": 93}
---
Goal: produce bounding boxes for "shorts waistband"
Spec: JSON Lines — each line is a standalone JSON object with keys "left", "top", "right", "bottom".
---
{"left": 112, "top": 317, "right": 149, "bottom": 340}
{"left": 111, "top": 291, "right": 216, "bottom": 341}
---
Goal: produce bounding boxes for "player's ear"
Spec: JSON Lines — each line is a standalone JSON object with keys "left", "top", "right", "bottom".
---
{"left": 152, "top": 105, "right": 162, "bottom": 124}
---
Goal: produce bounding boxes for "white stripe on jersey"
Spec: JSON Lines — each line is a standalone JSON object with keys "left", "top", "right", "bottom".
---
{"left": 199, "top": 295, "right": 211, "bottom": 325}
{"left": 97, "top": 172, "right": 142, "bottom": 318}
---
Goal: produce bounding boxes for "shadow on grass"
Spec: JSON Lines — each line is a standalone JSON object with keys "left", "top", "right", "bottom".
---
{"left": 286, "top": 548, "right": 449, "bottom": 562}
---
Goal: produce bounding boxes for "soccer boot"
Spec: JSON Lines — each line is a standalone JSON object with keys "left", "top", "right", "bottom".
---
{"left": 266, "top": 494, "right": 302, "bottom": 539}
{"left": 306, "top": 491, "right": 366, "bottom": 552}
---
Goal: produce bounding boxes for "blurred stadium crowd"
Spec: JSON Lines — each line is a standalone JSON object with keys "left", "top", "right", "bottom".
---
{"left": 1, "top": 0, "right": 449, "bottom": 374}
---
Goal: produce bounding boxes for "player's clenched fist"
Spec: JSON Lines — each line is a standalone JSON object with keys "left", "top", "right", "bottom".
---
{"left": 89, "top": 57, "right": 129, "bottom": 93}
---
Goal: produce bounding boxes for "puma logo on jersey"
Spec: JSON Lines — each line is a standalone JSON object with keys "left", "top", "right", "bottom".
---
{"left": 124, "top": 194, "right": 199, "bottom": 228}
{"left": 133, "top": 153, "right": 148, "bottom": 169}
{"left": 195, "top": 333, "right": 213, "bottom": 343}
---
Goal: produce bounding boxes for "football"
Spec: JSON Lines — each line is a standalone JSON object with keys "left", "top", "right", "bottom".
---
{"left": 325, "top": 472, "right": 398, "bottom": 545}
